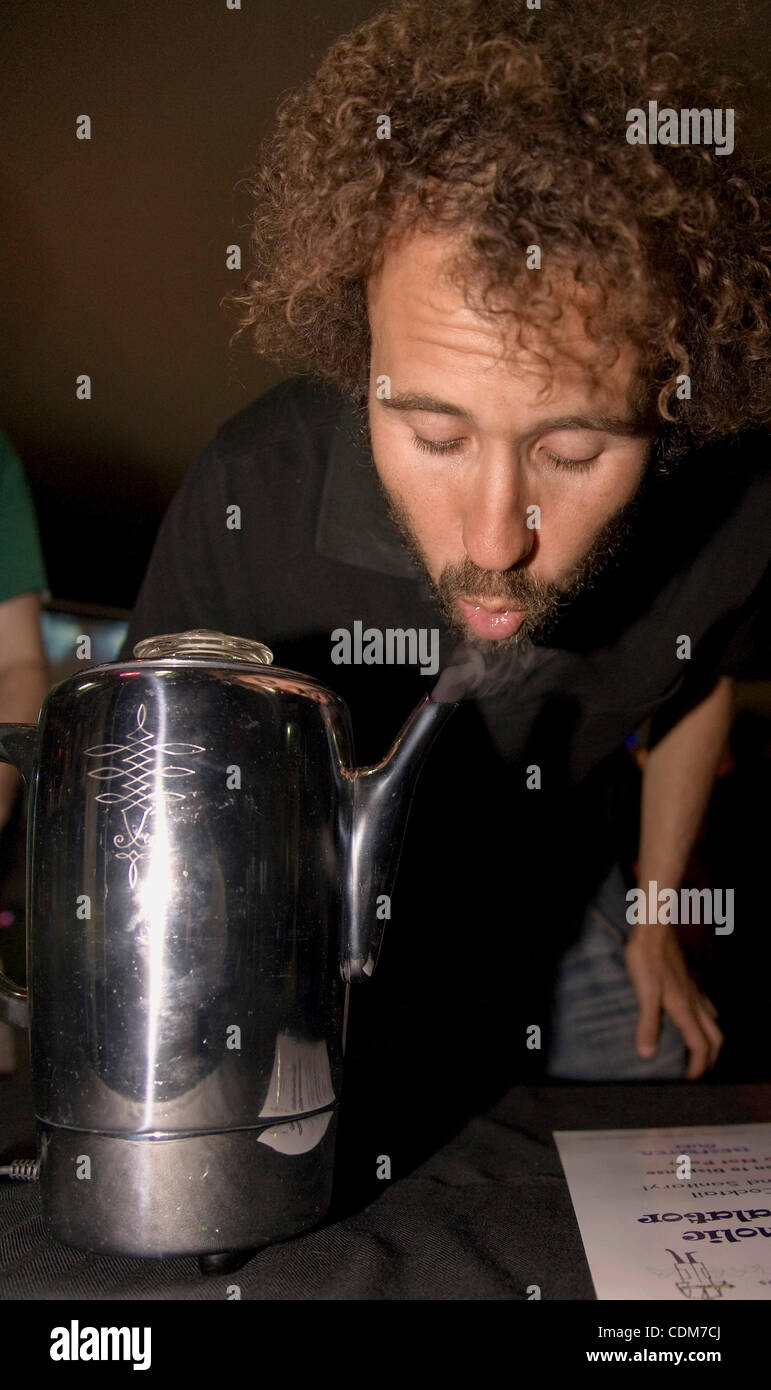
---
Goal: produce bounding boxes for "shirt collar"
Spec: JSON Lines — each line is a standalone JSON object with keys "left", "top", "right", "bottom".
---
{"left": 314, "top": 398, "right": 420, "bottom": 580}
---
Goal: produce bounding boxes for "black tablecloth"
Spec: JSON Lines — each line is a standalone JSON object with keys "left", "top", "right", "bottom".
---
{"left": 1, "top": 1075, "right": 769, "bottom": 1300}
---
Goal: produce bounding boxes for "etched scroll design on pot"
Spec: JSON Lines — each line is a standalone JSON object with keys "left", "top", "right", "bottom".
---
{"left": 84, "top": 702, "right": 204, "bottom": 888}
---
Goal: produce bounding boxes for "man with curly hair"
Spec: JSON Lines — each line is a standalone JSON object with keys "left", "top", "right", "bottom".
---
{"left": 123, "top": 0, "right": 770, "bottom": 1145}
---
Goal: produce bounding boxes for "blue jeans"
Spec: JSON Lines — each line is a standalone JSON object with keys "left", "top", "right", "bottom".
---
{"left": 544, "top": 862, "right": 688, "bottom": 1080}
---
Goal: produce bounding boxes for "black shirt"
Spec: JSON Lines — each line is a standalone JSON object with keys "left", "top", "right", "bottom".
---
{"left": 120, "top": 375, "right": 770, "bottom": 1142}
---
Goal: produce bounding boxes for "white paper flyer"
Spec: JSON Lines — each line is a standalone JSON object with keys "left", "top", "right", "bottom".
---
{"left": 553, "top": 1122, "right": 771, "bottom": 1300}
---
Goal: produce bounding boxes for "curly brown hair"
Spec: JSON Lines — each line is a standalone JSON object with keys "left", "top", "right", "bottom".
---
{"left": 228, "top": 0, "right": 771, "bottom": 450}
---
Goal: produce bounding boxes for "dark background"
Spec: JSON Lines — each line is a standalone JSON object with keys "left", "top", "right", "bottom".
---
{"left": 1, "top": 0, "right": 387, "bottom": 608}
{"left": 1, "top": 0, "right": 769, "bottom": 612}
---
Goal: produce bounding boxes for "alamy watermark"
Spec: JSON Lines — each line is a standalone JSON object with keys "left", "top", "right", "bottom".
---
{"left": 50, "top": 1322, "right": 150, "bottom": 1371}
{"left": 626, "top": 101, "right": 734, "bottom": 156}
{"left": 331, "top": 622, "right": 439, "bottom": 676}
{"left": 626, "top": 881, "right": 734, "bottom": 935}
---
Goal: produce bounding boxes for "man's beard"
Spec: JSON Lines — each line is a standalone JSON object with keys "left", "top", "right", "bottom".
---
{"left": 373, "top": 465, "right": 648, "bottom": 654}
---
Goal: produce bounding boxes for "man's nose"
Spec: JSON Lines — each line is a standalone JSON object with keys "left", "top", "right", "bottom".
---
{"left": 461, "top": 456, "right": 536, "bottom": 573}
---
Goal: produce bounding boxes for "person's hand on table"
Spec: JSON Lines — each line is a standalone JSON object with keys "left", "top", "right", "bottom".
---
{"left": 624, "top": 921, "right": 724, "bottom": 1080}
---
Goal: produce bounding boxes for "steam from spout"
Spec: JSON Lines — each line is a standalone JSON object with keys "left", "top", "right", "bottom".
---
{"left": 430, "top": 636, "right": 557, "bottom": 704}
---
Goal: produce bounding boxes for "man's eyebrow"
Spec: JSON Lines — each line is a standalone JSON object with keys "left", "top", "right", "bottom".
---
{"left": 379, "top": 392, "right": 647, "bottom": 436}
{"left": 380, "top": 392, "right": 473, "bottom": 418}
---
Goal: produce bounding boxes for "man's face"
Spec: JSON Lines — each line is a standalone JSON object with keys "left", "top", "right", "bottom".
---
{"left": 366, "top": 228, "right": 654, "bottom": 650}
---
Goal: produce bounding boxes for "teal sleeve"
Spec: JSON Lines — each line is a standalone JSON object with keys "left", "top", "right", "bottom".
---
{"left": 0, "top": 431, "right": 49, "bottom": 602}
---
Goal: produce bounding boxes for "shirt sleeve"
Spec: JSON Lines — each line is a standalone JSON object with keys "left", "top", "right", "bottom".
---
{"left": 648, "top": 569, "right": 771, "bottom": 750}
{"left": 0, "top": 432, "right": 49, "bottom": 603}
{"left": 716, "top": 566, "right": 771, "bottom": 678}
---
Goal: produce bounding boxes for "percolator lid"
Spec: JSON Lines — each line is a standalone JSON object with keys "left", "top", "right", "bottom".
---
{"left": 133, "top": 630, "right": 274, "bottom": 666}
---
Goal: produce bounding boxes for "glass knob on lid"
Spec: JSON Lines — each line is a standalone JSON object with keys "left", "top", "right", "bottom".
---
{"left": 133, "top": 630, "right": 274, "bottom": 666}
